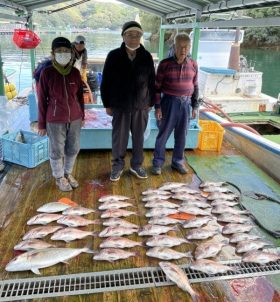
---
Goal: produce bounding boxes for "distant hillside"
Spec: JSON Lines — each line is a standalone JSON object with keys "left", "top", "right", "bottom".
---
{"left": 32, "top": 2, "right": 160, "bottom": 33}
{"left": 30, "top": 3, "right": 280, "bottom": 47}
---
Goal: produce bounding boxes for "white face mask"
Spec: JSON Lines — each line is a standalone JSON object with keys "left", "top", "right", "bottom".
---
{"left": 125, "top": 44, "right": 140, "bottom": 51}
{"left": 55, "top": 53, "right": 72, "bottom": 66}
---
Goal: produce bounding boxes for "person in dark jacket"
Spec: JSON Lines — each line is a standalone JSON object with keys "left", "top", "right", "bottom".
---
{"left": 37, "top": 37, "right": 84, "bottom": 192}
{"left": 101, "top": 21, "right": 155, "bottom": 182}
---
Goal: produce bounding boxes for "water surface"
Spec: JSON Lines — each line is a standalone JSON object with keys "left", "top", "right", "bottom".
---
{"left": 1, "top": 31, "right": 279, "bottom": 98}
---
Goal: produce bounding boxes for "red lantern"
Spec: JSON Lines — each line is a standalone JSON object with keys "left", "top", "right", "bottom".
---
{"left": 12, "top": 29, "right": 41, "bottom": 49}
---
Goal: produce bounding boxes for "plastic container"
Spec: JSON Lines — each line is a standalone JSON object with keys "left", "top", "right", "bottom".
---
{"left": 80, "top": 105, "right": 201, "bottom": 149}
{"left": 198, "top": 120, "right": 225, "bottom": 151}
{"left": 13, "top": 29, "right": 41, "bottom": 49}
{"left": 200, "top": 67, "right": 237, "bottom": 75}
{"left": 1, "top": 130, "right": 49, "bottom": 168}
{"left": 28, "top": 92, "right": 38, "bottom": 122}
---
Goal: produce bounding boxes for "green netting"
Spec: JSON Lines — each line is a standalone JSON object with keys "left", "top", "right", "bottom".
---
{"left": 188, "top": 154, "right": 280, "bottom": 290}
{"left": 188, "top": 155, "right": 280, "bottom": 244}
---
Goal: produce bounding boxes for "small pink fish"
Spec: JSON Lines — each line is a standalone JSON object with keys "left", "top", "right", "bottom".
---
{"left": 57, "top": 215, "right": 101, "bottom": 227}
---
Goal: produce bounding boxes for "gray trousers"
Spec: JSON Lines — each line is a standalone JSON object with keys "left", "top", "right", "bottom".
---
{"left": 46, "top": 119, "right": 81, "bottom": 179}
{"left": 111, "top": 109, "right": 148, "bottom": 171}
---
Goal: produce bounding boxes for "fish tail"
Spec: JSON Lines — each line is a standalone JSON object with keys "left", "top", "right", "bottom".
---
{"left": 83, "top": 242, "right": 95, "bottom": 254}
{"left": 190, "top": 291, "right": 200, "bottom": 302}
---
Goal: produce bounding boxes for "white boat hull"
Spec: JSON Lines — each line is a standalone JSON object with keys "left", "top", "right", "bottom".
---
{"left": 201, "top": 110, "right": 280, "bottom": 182}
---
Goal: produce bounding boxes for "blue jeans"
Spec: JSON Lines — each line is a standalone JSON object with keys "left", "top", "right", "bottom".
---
{"left": 153, "top": 95, "right": 191, "bottom": 167}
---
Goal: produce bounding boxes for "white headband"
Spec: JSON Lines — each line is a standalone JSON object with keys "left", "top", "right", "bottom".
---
{"left": 123, "top": 27, "right": 143, "bottom": 35}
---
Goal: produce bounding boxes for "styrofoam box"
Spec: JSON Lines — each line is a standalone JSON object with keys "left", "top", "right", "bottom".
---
{"left": 236, "top": 72, "right": 263, "bottom": 97}
{"left": 198, "top": 69, "right": 238, "bottom": 97}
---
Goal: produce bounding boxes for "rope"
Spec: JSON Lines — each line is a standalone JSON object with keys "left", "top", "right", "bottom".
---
{"left": 188, "top": 159, "right": 280, "bottom": 238}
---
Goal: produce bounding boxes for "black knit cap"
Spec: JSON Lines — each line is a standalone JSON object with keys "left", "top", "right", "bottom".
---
{"left": 51, "top": 37, "right": 71, "bottom": 51}
{"left": 121, "top": 21, "right": 143, "bottom": 36}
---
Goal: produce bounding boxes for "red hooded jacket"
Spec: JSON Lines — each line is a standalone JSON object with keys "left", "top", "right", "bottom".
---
{"left": 38, "top": 65, "right": 84, "bottom": 129}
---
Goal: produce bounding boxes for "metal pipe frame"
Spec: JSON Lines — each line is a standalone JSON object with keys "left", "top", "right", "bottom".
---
{"left": 161, "top": 16, "right": 280, "bottom": 29}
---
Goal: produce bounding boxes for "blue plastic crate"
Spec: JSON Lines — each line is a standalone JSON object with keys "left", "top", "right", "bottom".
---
{"left": 28, "top": 92, "right": 38, "bottom": 122}
{"left": 1, "top": 130, "right": 49, "bottom": 168}
{"left": 143, "top": 118, "right": 200, "bottom": 149}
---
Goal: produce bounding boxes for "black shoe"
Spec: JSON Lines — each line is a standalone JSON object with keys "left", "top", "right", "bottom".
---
{"left": 129, "top": 167, "right": 148, "bottom": 179}
{"left": 171, "top": 163, "right": 188, "bottom": 174}
{"left": 110, "top": 169, "right": 123, "bottom": 182}
{"left": 151, "top": 166, "right": 161, "bottom": 175}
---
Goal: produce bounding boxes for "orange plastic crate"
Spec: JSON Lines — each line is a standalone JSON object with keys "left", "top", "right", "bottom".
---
{"left": 198, "top": 120, "right": 225, "bottom": 151}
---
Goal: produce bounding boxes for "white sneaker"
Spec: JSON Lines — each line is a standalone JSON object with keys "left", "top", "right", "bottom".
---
{"left": 65, "top": 174, "right": 79, "bottom": 188}
{"left": 56, "top": 177, "right": 72, "bottom": 192}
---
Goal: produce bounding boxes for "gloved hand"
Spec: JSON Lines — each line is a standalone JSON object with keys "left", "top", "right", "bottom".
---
{"left": 81, "top": 68, "right": 87, "bottom": 83}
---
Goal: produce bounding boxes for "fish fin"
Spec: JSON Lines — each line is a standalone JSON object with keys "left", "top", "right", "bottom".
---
{"left": 92, "top": 219, "right": 102, "bottom": 225}
{"left": 133, "top": 251, "right": 141, "bottom": 257}
{"left": 62, "top": 261, "right": 70, "bottom": 264}
{"left": 58, "top": 198, "right": 78, "bottom": 207}
{"left": 185, "top": 251, "right": 193, "bottom": 258}
{"left": 221, "top": 238, "right": 230, "bottom": 245}
{"left": 91, "top": 231, "right": 98, "bottom": 237}
{"left": 31, "top": 268, "right": 41, "bottom": 275}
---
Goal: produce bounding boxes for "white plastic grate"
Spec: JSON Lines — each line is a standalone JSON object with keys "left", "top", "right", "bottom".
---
{"left": 1, "top": 260, "right": 280, "bottom": 301}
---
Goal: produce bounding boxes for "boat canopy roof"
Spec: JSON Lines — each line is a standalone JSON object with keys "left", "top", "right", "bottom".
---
{"left": 0, "top": 0, "right": 279, "bottom": 21}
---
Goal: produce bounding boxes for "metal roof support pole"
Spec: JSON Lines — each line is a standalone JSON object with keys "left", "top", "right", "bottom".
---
{"left": 27, "top": 13, "right": 36, "bottom": 79}
{"left": 0, "top": 46, "right": 5, "bottom": 97}
{"left": 159, "top": 19, "right": 165, "bottom": 61}
{"left": 191, "top": 11, "right": 201, "bottom": 61}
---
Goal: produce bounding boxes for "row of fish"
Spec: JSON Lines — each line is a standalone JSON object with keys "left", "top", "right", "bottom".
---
{"left": 6, "top": 181, "right": 280, "bottom": 289}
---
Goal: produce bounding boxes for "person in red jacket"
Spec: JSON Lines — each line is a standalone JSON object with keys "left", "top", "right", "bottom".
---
{"left": 37, "top": 37, "right": 84, "bottom": 192}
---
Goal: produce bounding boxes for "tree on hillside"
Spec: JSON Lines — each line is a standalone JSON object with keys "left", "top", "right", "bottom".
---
{"left": 243, "top": 7, "right": 280, "bottom": 46}
{"left": 139, "top": 12, "right": 161, "bottom": 33}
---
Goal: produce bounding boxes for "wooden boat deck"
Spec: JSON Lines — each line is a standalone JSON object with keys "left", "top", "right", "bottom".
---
{"left": 0, "top": 117, "right": 280, "bottom": 300}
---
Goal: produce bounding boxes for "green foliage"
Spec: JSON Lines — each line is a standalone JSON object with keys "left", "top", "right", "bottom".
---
{"left": 31, "top": 3, "right": 279, "bottom": 47}
{"left": 33, "top": 2, "right": 140, "bottom": 31}
{"left": 139, "top": 12, "right": 161, "bottom": 33}
{"left": 243, "top": 7, "right": 280, "bottom": 46}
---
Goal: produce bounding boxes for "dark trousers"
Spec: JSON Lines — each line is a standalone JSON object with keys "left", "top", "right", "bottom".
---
{"left": 112, "top": 108, "right": 148, "bottom": 171}
{"left": 153, "top": 95, "right": 191, "bottom": 168}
